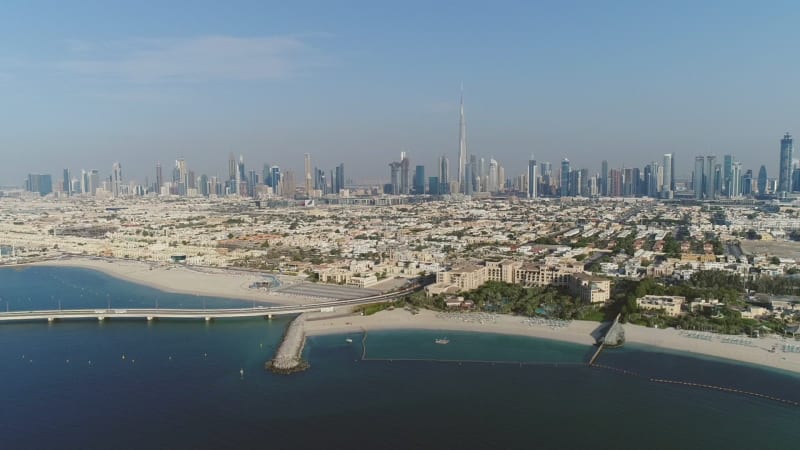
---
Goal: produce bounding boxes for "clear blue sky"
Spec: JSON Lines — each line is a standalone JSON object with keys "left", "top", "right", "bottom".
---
{"left": 2, "top": 0, "right": 799, "bottom": 185}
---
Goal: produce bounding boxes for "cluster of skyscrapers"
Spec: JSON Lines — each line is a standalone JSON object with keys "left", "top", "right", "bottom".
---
{"left": 18, "top": 88, "right": 797, "bottom": 202}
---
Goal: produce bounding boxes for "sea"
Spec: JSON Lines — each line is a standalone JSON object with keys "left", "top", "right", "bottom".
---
{"left": 0, "top": 266, "right": 798, "bottom": 450}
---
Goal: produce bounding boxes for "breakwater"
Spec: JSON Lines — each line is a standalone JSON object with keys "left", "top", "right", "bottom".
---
{"left": 266, "top": 313, "right": 309, "bottom": 374}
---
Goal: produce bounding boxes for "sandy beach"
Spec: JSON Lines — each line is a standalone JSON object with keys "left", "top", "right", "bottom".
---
{"left": 305, "top": 308, "right": 800, "bottom": 375}
{"left": 27, "top": 257, "right": 311, "bottom": 305}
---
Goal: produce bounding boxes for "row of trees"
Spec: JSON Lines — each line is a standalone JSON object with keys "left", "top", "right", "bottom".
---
{"left": 406, "top": 281, "right": 604, "bottom": 321}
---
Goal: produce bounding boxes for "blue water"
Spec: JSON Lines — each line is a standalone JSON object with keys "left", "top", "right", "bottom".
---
{"left": 0, "top": 267, "right": 798, "bottom": 449}
{"left": 0, "top": 266, "right": 255, "bottom": 310}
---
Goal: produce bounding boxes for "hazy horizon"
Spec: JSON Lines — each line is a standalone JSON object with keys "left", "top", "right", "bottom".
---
{"left": 2, "top": 1, "right": 799, "bottom": 185}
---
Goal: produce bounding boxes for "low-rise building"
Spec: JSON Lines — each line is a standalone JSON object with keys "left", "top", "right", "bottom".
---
{"left": 636, "top": 295, "right": 685, "bottom": 317}
{"left": 570, "top": 273, "right": 611, "bottom": 304}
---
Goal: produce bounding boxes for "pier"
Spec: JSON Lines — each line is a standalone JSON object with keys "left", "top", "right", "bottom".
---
{"left": 589, "top": 313, "right": 624, "bottom": 365}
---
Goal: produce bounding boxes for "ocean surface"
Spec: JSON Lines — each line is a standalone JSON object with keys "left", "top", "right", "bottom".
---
{"left": 0, "top": 266, "right": 798, "bottom": 450}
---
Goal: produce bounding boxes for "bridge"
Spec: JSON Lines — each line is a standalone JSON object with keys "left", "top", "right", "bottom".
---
{"left": 0, "top": 283, "right": 425, "bottom": 324}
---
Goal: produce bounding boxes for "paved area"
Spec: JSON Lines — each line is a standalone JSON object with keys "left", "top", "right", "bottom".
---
{"left": 741, "top": 240, "right": 800, "bottom": 259}
{"left": 276, "top": 282, "right": 382, "bottom": 300}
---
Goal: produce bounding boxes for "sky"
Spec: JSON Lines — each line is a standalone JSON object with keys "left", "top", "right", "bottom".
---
{"left": 2, "top": 0, "right": 800, "bottom": 186}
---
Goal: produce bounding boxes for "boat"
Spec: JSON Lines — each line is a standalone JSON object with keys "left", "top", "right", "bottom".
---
{"left": 435, "top": 338, "right": 450, "bottom": 345}
{"left": 345, "top": 338, "right": 353, "bottom": 343}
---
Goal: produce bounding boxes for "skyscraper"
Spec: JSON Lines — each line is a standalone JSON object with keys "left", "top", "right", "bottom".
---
{"left": 694, "top": 156, "right": 705, "bottom": 200}
{"left": 111, "top": 162, "right": 123, "bottom": 197}
{"left": 723, "top": 154, "right": 734, "bottom": 196}
{"left": 757, "top": 165, "right": 768, "bottom": 195}
{"left": 742, "top": 169, "right": 753, "bottom": 196}
{"left": 527, "top": 156, "right": 537, "bottom": 199}
{"left": 26, "top": 174, "right": 53, "bottom": 196}
{"left": 704, "top": 155, "right": 716, "bottom": 200}
{"left": 389, "top": 161, "right": 402, "bottom": 195}
{"left": 304, "top": 153, "right": 312, "bottom": 196}
{"left": 413, "top": 165, "right": 425, "bottom": 194}
{"left": 560, "top": 158, "right": 570, "bottom": 197}
{"left": 62, "top": 169, "right": 71, "bottom": 195}
{"left": 458, "top": 85, "right": 467, "bottom": 194}
{"left": 779, "top": 133, "right": 793, "bottom": 194}
{"left": 155, "top": 163, "right": 163, "bottom": 194}
{"left": 438, "top": 155, "right": 449, "bottom": 194}
{"left": 670, "top": 153, "right": 676, "bottom": 192}
{"left": 228, "top": 153, "right": 237, "bottom": 184}
{"left": 335, "top": 163, "right": 345, "bottom": 194}
{"left": 662, "top": 153, "right": 673, "bottom": 198}
{"left": 400, "top": 152, "right": 411, "bottom": 195}
{"left": 600, "top": 160, "right": 608, "bottom": 196}
{"left": 270, "top": 166, "right": 281, "bottom": 195}
{"left": 730, "top": 161, "right": 742, "bottom": 197}
{"left": 488, "top": 158, "right": 498, "bottom": 192}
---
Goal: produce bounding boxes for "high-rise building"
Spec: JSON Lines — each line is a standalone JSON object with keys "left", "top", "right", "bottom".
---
{"left": 600, "top": 160, "right": 609, "bottom": 196}
{"left": 399, "top": 152, "right": 411, "bottom": 195}
{"left": 438, "top": 155, "right": 449, "bottom": 194}
{"left": 645, "top": 163, "right": 657, "bottom": 198}
{"left": 723, "top": 154, "right": 734, "bottom": 196}
{"left": 228, "top": 153, "right": 237, "bottom": 183}
{"left": 560, "top": 158, "right": 570, "bottom": 197}
{"left": 568, "top": 170, "right": 581, "bottom": 197}
{"left": 742, "top": 170, "right": 753, "bottom": 196}
{"left": 263, "top": 164, "right": 272, "bottom": 187}
{"left": 304, "top": 153, "right": 312, "bottom": 196}
{"left": 428, "top": 176, "right": 440, "bottom": 195}
{"left": 270, "top": 166, "right": 281, "bottom": 195}
{"left": 609, "top": 169, "right": 622, "bottom": 197}
{"left": 111, "top": 162, "right": 123, "bottom": 197}
{"left": 527, "top": 157, "right": 537, "bottom": 199}
{"left": 757, "top": 165, "right": 767, "bottom": 195}
{"left": 413, "top": 165, "right": 425, "bottom": 194}
{"left": 155, "top": 163, "right": 163, "bottom": 194}
{"left": 62, "top": 169, "right": 71, "bottom": 195}
{"left": 464, "top": 160, "right": 474, "bottom": 196}
{"left": 281, "top": 170, "right": 295, "bottom": 198}
{"left": 488, "top": 159, "right": 498, "bottom": 193}
{"left": 694, "top": 156, "right": 705, "bottom": 200}
{"left": 199, "top": 174, "right": 209, "bottom": 197}
{"left": 662, "top": 153, "right": 673, "bottom": 198}
{"left": 389, "top": 162, "right": 401, "bottom": 195}
{"left": 26, "top": 174, "right": 53, "bottom": 196}
{"left": 335, "top": 163, "right": 345, "bottom": 194}
{"left": 458, "top": 85, "right": 467, "bottom": 194}
{"left": 670, "top": 153, "right": 676, "bottom": 191}
{"left": 779, "top": 133, "right": 793, "bottom": 194}
{"left": 730, "top": 161, "right": 742, "bottom": 197}
{"left": 704, "top": 155, "right": 716, "bottom": 200}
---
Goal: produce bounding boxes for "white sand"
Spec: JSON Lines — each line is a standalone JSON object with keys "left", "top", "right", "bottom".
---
{"left": 305, "top": 308, "right": 800, "bottom": 374}
{"left": 29, "top": 258, "right": 309, "bottom": 305}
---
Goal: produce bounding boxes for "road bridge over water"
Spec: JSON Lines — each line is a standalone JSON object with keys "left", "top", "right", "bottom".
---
{"left": 0, "top": 284, "right": 423, "bottom": 324}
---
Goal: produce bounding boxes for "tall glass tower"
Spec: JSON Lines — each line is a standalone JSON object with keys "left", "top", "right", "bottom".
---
{"left": 662, "top": 153, "right": 673, "bottom": 198}
{"left": 560, "top": 158, "right": 570, "bottom": 197}
{"left": 527, "top": 157, "right": 537, "bottom": 199}
{"left": 694, "top": 156, "right": 705, "bottom": 200}
{"left": 779, "top": 133, "right": 793, "bottom": 194}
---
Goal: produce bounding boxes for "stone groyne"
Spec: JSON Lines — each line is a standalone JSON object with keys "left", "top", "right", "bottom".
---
{"left": 266, "top": 313, "right": 310, "bottom": 374}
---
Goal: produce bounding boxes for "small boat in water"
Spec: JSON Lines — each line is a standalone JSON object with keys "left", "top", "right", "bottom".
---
{"left": 345, "top": 338, "right": 353, "bottom": 343}
{"left": 435, "top": 338, "right": 450, "bottom": 345}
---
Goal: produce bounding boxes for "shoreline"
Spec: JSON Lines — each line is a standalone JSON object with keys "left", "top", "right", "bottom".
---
{"left": 304, "top": 308, "right": 800, "bottom": 375}
{"left": 14, "top": 257, "right": 311, "bottom": 306}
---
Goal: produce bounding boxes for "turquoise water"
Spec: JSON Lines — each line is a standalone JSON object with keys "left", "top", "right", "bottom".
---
{"left": 0, "top": 267, "right": 798, "bottom": 449}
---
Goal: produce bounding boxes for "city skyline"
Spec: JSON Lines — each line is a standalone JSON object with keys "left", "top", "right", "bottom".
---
{"left": 2, "top": 2, "right": 800, "bottom": 184}
{"left": 16, "top": 130, "right": 789, "bottom": 200}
